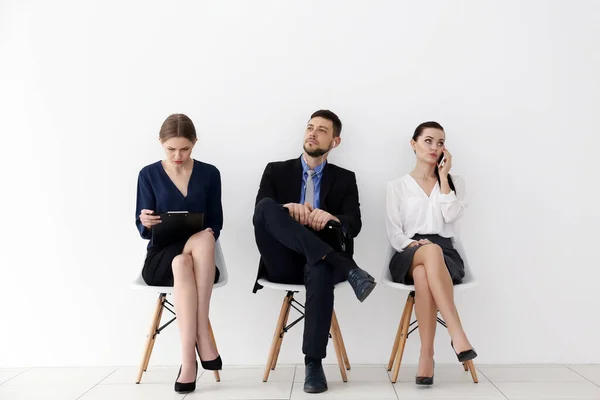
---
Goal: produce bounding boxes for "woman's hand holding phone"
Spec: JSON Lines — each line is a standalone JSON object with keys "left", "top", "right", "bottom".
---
{"left": 438, "top": 148, "right": 452, "bottom": 176}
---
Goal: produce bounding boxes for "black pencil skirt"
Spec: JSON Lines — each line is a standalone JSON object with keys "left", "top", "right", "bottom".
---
{"left": 142, "top": 239, "right": 220, "bottom": 286}
{"left": 389, "top": 234, "right": 464, "bottom": 285}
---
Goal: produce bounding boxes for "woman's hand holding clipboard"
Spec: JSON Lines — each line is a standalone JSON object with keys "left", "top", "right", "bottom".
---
{"left": 139, "top": 209, "right": 161, "bottom": 229}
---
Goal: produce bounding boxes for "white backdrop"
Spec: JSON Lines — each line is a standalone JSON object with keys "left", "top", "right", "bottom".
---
{"left": 1, "top": 0, "right": 599, "bottom": 368}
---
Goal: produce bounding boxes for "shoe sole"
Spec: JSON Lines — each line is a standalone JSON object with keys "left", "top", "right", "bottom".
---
{"left": 356, "top": 280, "right": 376, "bottom": 302}
{"left": 303, "top": 387, "right": 328, "bottom": 393}
{"left": 457, "top": 351, "right": 477, "bottom": 363}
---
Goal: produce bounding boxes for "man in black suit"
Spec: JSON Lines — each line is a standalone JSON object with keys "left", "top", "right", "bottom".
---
{"left": 252, "top": 110, "right": 376, "bottom": 394}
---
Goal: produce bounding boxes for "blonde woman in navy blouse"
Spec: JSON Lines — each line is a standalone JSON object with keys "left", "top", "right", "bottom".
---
{"left": 135, "top": 114, "right": 223, "bottom": 393}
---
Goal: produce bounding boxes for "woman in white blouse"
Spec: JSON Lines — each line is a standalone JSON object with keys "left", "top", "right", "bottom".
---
{"left": 385, "top": 121, "right": 477, "bottom": 385}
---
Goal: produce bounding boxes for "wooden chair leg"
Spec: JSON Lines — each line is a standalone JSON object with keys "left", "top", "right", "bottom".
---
{"left": 143, "top": 302, "right": 164, "bottom": 372}
{"left": 207, "top": 319, "right": 221, "bottom": 382}
{"left": 387, "top": 305, "right": 408, "bottom": 372}
{"left": 331, "top": 310, "right": 350, "bottom": 370}
{"left": 143, "top": 296, "right": 165, "bottom": 372}
{"left": 136, "top": 294, "right": 165, "bottom": 384}
{"left": 387, "top": 291, "right": 413, "bottom": 372}
{"left": 263, "top": 293, "right": 292, "bottom": 382}
{"left": 330, "top": 310, "right": 348, "bottom": 383}
{"left": 391, "top": 293, "right": 414, "bottom": 383}
{"left": 271, "top": 297, "right": 292, "bottom": 370}
{"left": 466, "top": 360, "right": 479, "bottom": 383}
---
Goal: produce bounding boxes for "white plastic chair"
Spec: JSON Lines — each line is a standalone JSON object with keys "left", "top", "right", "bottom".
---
{"left": 256, "top": 278, "right": 352, "bottom": 383}
{"left": 381, "top": 236, "right": 479, "bottom": 383}
{"left": 133, "top": 240, "right": 228, "bottom": 384}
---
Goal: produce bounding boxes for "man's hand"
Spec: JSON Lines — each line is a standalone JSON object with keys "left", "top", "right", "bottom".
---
{"left": 283, "top": 202, "right": 312, "bottom": 225}
{"left": 306, "top": 203, "right": 340, "bottom": 231}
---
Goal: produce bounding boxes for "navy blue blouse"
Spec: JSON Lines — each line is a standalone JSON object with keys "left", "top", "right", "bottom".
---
{"left": 135, "top": 159, "right": 223, "bottom": 247}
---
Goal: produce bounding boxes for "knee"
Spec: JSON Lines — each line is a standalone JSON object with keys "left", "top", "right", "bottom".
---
{"left": 253, "top": 197, "right": 277, "bottom": 225}
{"left": 188, "top": 231, "right": 215, "bottom": 255}
{"left": 190, "top": 230, "right": 215, "bottom": 247}
{"left": 421, "top": 244, "right": 444, "bottom": 263}
{"left": 172, "top": 254, "right": 193, "bottom": 276}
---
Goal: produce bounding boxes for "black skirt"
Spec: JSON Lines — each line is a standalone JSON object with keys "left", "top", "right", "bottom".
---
{"left": 389, "top": 234, "right": 464, "bottom": 285}
{"left": 142, "top": 239, "right": 220, "bottom": 286}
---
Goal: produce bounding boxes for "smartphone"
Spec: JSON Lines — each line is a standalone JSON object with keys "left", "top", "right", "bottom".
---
{"left": 438, "top": 154, "right": 446, "bottom": 168}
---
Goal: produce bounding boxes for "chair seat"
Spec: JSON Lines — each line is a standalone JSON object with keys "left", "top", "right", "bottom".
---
{"left": 132, "top": 274, "right": 175, "bottom": 294}
{"left": 132, "top": 272, "right": 228, "bottom": 293}
{"left": 381, "top": 237, "right": 478, "bottom": 293}
{"left": 381, "top": 274, "right": 478, "bottom": 292}
{"left": 256, "top": 278, "right": 350, "bottom": 292}
{"left": 132, "top": 239, "right": 228, "bottom": 293}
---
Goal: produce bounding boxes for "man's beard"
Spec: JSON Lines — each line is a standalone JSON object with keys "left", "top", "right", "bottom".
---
{"left": 304, "top": 143, "right": 332, "bottom": 157}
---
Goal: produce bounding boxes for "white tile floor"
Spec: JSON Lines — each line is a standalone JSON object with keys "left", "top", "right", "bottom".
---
{"left": 1, "top": 364, "right": 600, "bottom": 399}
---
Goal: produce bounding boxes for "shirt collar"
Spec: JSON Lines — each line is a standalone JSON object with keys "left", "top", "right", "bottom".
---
{"left": 301, "top": 155, "right": 326, "bottom": 176}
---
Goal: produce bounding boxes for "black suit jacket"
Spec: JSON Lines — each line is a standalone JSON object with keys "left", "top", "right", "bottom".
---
{"left": 252, "top": 156, "right": 362, "bottom": 292}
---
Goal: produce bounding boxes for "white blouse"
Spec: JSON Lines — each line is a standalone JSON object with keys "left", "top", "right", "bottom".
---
{"left": 385, "top": 174, "right": 467, "bottom": 252}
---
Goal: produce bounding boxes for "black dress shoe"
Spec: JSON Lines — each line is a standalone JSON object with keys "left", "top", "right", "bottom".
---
{"left": 451, "top": 340, "right": 478, "bottom": 362}
{"left": 416, "top": 359, "right": 434, "bottom": 385}
{"left": 326, "top": 252, "right": 376, "bottom": 302}
{"left": 196, "top": 343, "right": 223, "bottom": 370}
{"left": 347, "top": 267, "right": 376, "bottom": 302}
{"left": 174, "top": 361, "right": 197, "bottom": 393}
{"left": 304, "top": 362, "right": 328, "bottom": 394}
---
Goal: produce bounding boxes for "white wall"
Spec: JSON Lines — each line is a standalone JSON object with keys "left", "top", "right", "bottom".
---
{"left": 1, "top": 0, "right": 599, "bottom": 368}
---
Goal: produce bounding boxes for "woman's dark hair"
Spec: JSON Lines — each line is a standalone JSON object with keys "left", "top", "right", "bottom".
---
{"left": 412, "top": 121, "right": 456, "bottom": 193}
{"left": 159, "top": 114, "right": 197, "bottom": 143}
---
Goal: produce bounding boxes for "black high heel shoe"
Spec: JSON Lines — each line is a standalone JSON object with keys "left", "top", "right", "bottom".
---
{"left": 196, "top": 343, "right": 223, "bottom": 371}
{"left": 174, "top": 361, "right": 197, "bottom": 393}
{"left": 415, "top": 359, "right": 434, "bottom": 386}
{"left": 451, "top": 340, "right": 478, "bottom": 362}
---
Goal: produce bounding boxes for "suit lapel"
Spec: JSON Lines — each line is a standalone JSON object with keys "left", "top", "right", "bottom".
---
{"left": 290, "top": 157, "right": 303, "bottom": 203}
{"left": 320, "top": 163, "right": 335, "bottom": 209}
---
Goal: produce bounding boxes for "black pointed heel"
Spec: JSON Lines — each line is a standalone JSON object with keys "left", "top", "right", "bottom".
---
{"left": 196, "top": 343, "right": 223, "bottom": 370}
{"left": 201, "top": 355, "right": 223, "bottom": 371}
{"left": 174, "top": 361, "right": 197, "bottom": 393}
{"left": 415, "top": 359, "right": 434, "bottom": 385}
{"left": 451, "top": 340, "right": 478, "bottom": 362}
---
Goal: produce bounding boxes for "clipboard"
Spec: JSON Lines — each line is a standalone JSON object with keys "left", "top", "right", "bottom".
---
{"left": 151, "top": 211, "right": 204, "bottom": 247}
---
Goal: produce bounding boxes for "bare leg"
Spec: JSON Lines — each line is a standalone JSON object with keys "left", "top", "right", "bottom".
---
{"left": 183, "top": 231, "right": 218, "bottom": 361}
{"left": 409, "top": 265, "right": 436, "bottom": 377}
{"left": 412, "top": 244, "right": 472, "bottom": 353}
{"left": 172, "top": 254, "right": 198, "bottom": 383}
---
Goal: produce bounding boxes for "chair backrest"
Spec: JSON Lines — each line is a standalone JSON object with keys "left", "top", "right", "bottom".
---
{"left": 381, "top": 245, "right": 397, "bottom": 284}
{"left": 450, "top": 236, "right": 475, "bottom": 285}
{"left": 213, "top": 239, "right": 228, "bottom": 288}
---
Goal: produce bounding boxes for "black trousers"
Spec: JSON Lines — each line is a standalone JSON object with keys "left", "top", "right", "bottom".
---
{"left": 253, "top": 198, "right": 347, "bottom": 359}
